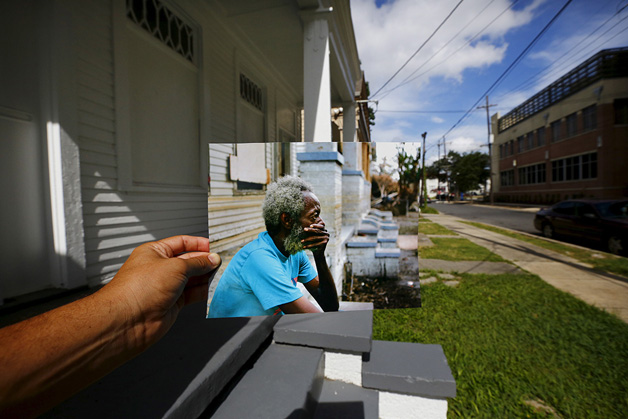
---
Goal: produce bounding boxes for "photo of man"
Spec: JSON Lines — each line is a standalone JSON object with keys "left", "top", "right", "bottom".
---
{"left": 207, "top": 176, "right": 339, "bottom": 318}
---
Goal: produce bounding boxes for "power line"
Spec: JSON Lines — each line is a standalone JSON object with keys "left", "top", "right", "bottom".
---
{"left": 439, "top": 0, "right": 575, "bottom": 144}
{"left": 494, "top": 3, "right": 628, "bottom": 104}
{"left": 371, "top": 0, "right": 465, "bottom": 98}
{"left": 377, "top": 0, "right": 518, "bottom": 100}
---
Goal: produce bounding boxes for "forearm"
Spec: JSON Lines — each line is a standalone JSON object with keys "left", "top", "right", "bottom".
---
{"left": 0, "top": 287, "right": 140, "bottom": 418}
{"left": 312, "top": 253, "right": 340, "bottom": 311}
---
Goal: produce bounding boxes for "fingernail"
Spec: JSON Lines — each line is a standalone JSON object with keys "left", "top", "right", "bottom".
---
{"left": 208, "top": 253, "right": 221, "bottom": 265}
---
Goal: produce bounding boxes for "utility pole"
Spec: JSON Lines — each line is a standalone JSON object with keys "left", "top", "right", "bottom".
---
{"left": 477, "top": 96, "right": 497, "bottom": 205}
{"left": 437, "top": 139, "right": 441, "bottom": 199}
{"left": 419, "top": 132, "right": 427, "bottom": 207}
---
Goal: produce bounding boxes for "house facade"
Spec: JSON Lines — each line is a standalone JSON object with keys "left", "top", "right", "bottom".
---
{"left": 491, "top": 48, "right": 628, "bottom": 205}
{"left": 0, "top": 0, "right": 367, "bottom": 304}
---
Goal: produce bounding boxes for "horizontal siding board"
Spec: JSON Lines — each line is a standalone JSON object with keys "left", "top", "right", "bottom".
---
{"left": 78, "top": 109, "right": 116, "bottom": 132}
{"left": 81, "top": 163, "right": 117, "bottom": 179}
{"left": 85, "top": 224, "right": 207, "bottom": 252}
{"left": 84, "top": 208, "right": 206, "bottom": 227}
{"left": 79, "top": 138, "right": 116, "bottom": 155}
{"left": 78, "top": 123, "right": 116, "bottom": 145}
{"left": 81, "top": 176, "right": 118, "bottom": 191}
{"left": 83, "top": 200, "right": 207, "bottom": 215}
{"left": 85, "top": 216, "right": 207, "bottom": 239}
{"left": 80, "top": 150, "right": 117, "bottom": 167}
{"left": 82, "top": 190, "right": 204, "bottom": 203}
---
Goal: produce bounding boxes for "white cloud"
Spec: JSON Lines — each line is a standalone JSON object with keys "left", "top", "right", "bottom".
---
{"left": 431, "top": 116, "right": 444, "bottom": 123}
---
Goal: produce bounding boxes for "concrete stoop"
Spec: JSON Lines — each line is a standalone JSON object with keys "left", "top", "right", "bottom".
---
{"left": 347, "top": 209, "right": 401, "bottom": 278}
{"left": 46, "top": 306, "right": 455, "bottom": 418}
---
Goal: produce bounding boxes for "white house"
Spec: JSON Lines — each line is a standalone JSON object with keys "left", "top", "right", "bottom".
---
{"left": 0, "top": 0, "right": 367, "bottom": 304}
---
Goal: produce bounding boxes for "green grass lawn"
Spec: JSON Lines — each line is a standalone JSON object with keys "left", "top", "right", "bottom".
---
{"left": 420, "top": 205, "right": 439, "bottom": 214}
{"left": 419, "top": 237, "right": 507, "bottom": 262}
{"left": 373, "top": 272, "right": 628, "bottom": 418}
{"left": 461, "top": 221, "right": 628, "bottom": 278}
{"left": 419, "top": 221, "right": 457, "bottom": 236}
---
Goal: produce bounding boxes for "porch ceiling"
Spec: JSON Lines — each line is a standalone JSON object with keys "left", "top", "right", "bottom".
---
{"left": 212, "top": 0, "right": 360, "bottom": 106}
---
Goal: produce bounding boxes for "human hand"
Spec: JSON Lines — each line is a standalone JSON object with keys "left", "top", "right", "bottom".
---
{"left": 102, "top": 235, "right": 221, "bottom": 349}
{"left": 301, "top": 223, "right": 329, "bottom": 257}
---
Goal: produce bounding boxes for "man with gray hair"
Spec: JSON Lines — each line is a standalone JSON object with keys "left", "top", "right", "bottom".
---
{"left": 208, "top": 176, "right": 339, "bottom": 317}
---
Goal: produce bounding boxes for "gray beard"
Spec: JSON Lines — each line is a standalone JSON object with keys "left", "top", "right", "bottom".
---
{"left": 283, "top": 224, "right": 305, "bottom": 255}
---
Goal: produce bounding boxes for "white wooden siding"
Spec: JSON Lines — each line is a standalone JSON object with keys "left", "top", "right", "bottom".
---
{"left": 76, "top": 0, "right": 206, "bottom": 286}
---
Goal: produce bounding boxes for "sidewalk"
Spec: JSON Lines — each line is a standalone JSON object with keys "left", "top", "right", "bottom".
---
{"left": 420, "top": 213, "right": 628, "bottom": 323}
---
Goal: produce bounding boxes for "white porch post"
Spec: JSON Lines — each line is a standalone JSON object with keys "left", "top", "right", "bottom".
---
{"left": 342, "top": 102, "right": 357, "bottom": 142}
{"left": 302, "top": 8, "right": 332, "bottom": 142}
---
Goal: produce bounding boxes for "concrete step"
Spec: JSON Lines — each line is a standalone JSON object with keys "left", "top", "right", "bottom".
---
{"left": 314, "top": 380, "right": 379, "bottom": 419}
{"left": 368, "top": 209, "right": 393, "bottom": 221}
{"left": 210, "top": 343, "right": 325, "bottom": 419}
{"left": 377, "top": 229, "right": 398, "bottom": 248}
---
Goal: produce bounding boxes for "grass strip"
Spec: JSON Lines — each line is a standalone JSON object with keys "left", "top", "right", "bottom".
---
{"left": 461, "top": 221, "right": 628, "bottom": 278}
{"left": 420, "top": 205, "right": 439, "bottom": 214}
{"left": 373, "top": 272, "right": 628, "bottom": 418}
{"left": 419, "top": 237, "right": 506, "bottom": 262}
{"left": 419, "top": 221, "right": 456, "bottom": 236}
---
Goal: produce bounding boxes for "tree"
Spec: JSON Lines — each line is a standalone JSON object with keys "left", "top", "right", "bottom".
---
{"left": 448, "top": 151, "right": 490, "bottom": 194}
{"left": 372, "top": 173, "right": 398, "bottom": 198}
{"left": 365, "top": 82, "right": 376, "bottom": 126}
{"left": 396, "top": 146, "right": 421, "bottom": 205}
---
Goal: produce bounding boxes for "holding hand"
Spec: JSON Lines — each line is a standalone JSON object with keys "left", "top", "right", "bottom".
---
{"left": 301, "top": 223, "right": 329, "bottom": 256}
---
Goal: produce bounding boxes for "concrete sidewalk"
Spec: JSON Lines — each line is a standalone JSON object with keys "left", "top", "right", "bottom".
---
{"left": 421, "top": 213, "right": 628, "bottom": 323}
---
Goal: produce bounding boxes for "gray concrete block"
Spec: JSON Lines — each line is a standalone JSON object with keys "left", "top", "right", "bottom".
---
{"left": 362, "top": 341, "right": 456, "bottom": 399}
{"left": 314, "top": 380, "right": 379, "bottom": 419}
{"left": 274, "top": 311, "right": 373, "bottom": 353}
{"left": 375, "top": 247, "right": 401, "bottom": 258}
{"left": 45, "top": 305, "right": 279, "bottom": 419}
{"left": 211, "top": 344, "right": 324, "bottom": 419}
{"left": 346, "top": 236, "right": 378, "bottom": 248}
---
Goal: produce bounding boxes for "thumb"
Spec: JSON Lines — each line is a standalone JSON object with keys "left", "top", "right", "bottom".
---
{"left": 181, "top": 253, "right": 222, "bottom": 278}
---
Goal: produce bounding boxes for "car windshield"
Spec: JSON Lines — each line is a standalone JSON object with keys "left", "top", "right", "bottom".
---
{"left": 593, "top": 201, "right": 628, "bottom": 218}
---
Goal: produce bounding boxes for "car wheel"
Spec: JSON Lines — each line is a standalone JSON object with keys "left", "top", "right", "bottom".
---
{"left": 542, "top": 223, "right": 554, "bottom": 239}
{"left": 607, "top": 236, "right": 624, "bottom": 255}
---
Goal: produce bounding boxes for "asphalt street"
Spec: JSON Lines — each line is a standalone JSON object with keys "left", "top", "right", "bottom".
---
{"left": 431, "top": 202, "right": 540, "bottom": 234}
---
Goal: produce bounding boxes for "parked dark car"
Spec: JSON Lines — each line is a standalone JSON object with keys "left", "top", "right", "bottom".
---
{"left": 534, "top": 199, "right": 628, "bottom": 255}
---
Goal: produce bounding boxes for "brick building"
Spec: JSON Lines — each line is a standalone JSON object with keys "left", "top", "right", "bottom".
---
{"left": 491, "top": 48, "right": 628, "bottom": 204}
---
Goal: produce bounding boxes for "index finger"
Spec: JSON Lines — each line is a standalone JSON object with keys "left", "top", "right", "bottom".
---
{"left": 157, "top": 235, "right": 211, "bottom": 257}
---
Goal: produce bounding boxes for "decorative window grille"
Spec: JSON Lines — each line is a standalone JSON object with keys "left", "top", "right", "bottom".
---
{"left": 126, "top": 0, "right": 195, "bottom": 63}
{"left": 240, "top": 74, "right": 263, "bottom": 111}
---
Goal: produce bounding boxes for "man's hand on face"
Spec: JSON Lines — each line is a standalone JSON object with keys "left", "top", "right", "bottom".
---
{"left": 301, "top": 223, "right": 329, "bottom": 256}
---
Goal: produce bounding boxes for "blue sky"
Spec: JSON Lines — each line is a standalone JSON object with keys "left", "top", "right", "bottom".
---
{"left": 351, "top": 0, "right": 628, "bottom": 166}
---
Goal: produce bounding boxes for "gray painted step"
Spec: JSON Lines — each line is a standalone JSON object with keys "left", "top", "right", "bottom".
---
{"left": 362, "top": 340, "right": 456, "bottom": 399}
{"left": 273, "top": 311, "right": 373, "bottom": 353}
{"left": 210, "top": 343, "right": 325, "bottom": 419}
{"left": 45, "top": 304, "right": 279, "bottom": 418}
{"left": 314, "top": 380, "right": 379, "bottom": 419}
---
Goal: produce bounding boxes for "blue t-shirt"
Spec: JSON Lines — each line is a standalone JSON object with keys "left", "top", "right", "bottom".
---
{"left": 207, "top": 232, "right": 318, "bottom": 318}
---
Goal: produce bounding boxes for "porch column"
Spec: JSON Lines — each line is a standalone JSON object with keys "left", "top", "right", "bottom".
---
{"left": 301, "top": 8, "right": 332, "bottom": 142}
{"left": 297, "top": 143, "right": 344, "bottom": 293}
{"left": 342, "top": 102, "right": 357, "bottom": 142}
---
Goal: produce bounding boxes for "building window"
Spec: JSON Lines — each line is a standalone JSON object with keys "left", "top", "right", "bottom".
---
{"left": 508, "top": 140, "right": 514, "bottom": 156}
{"left": 501, "top": 170, "right": 514, "bottom": 187}
{"left": 551, "top": 152, "right": 597, "bottom": 182}
{"left": 518, "top": 163, "right": 546, "bottom": 185}
{"left": 126, "top": 0, "right": 195, "bottom": 63}
{"left": 517, "top": 136, "right": 524, "bottom": 153}
{"left": 526, "top": 132, "right": 534, "bottom": 150}
{"left": 537, "top": 127, "right": 546, "bottom": 147}
{"left": 615, "top": 98, "right": 628, "bottom": 125}
{"left": 240, "top": 74, "right": 264, "bottom": 111}
{"left": 499, "top": 144, "right": 505, "bottom": 159}
{"left": 551, "top": 120, "right": 561, "bottom": 142}
{"left": 566, "top": 112, "right": 578, "bottom": 137}
{"left": 582, "top": 105, "right": 597, "bottom": 131}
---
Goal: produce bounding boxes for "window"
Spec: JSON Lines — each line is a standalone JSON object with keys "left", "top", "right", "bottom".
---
{"left": 126, "top": 0, "right": 195, "bottom": 63}
{"left": 518, "top": 163, "right": 546, "bottom": 185}
{"left": 615, "top": 98, "right": 628, "bottom": 125}
{"left": 553, "top": 201, "right": 575, "bottom": 215}
{"left": 517, "top": 136, "right": 524, "bottom": 153}
{"left": 551, "top": 120, "right": 561, "bottom": 142}
{"left": 500, "top": 170, "right": 514, "bottom": 186}
{"left": 240, "top": 74, "right": 263, "bottom": 111}
{"left": 526, "top": 132, "right": 534, "bottom": 150}
{"left": 566, "top": 113, "right": 578, "bottom": 137}
{"left": 551, "top": 152, "right": 597, "bottom": 182}
{"left": 508, "top": 140, "right": 514, "bottom": 156}
{"left": 499, "top": 144, "right": 505, "bottom": 159}
{"left": 537, "top": 127, "right": 546, "bottom": 147}
{"left": 582, "top": 105, "right": 597, "bottom": 131}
